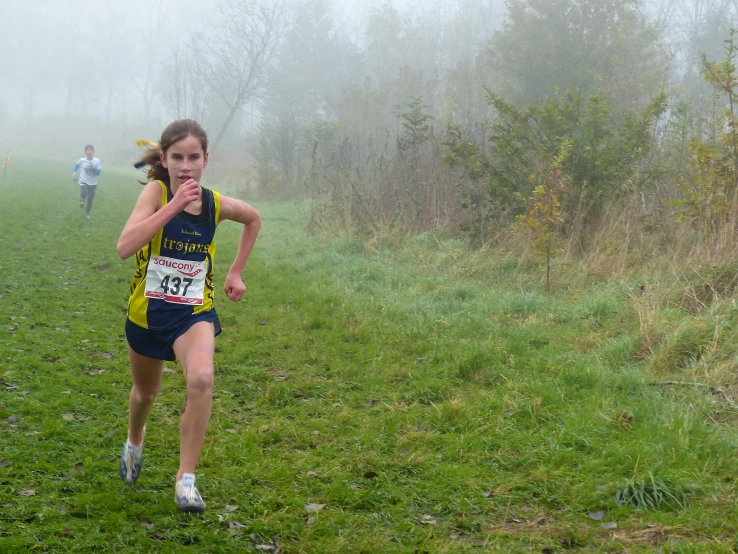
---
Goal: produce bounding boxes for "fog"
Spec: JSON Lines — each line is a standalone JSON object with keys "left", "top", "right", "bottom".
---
{"left": 0, "top": 0, "right": 735, "bottom": 185}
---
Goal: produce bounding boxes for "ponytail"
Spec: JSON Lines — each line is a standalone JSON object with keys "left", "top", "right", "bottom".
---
{"left": 134, "top": 139, "right": 168, "bottom": 185}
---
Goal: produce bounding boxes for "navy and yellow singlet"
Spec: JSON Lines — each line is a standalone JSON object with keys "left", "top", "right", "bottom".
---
{"left": 127, "top": 180, "right": 221, "bottom": 330}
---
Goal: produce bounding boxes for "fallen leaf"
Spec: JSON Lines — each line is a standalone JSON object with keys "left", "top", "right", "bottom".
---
{"left": 600, "top": 522, "right": 618, "bottom": 530}
{"left": 102, "top": 352, "right": 113, "bottom": 359}
{"left": 418, "top": 514, "right": 437, "bottom": 526}
{"left": 617, "top": 410, "right": 634, "bottom": 429}
{"left": 306, "top": 471, "right": 319, "bottom": 478}
{"left": 7, "top": 416, "right": 17, "bottom": 424}
{"left": 18, "top": 490, "right": 35, "bottom": 496}
{"left": 588, "top": 511, "right": 604, "bottom": 521}
{"left": 363, "top": 471, "right": 378, "bottom": 479}
{"left": 254, "top": 538, "right": 283, "bottom": 553}
{"left": 225, "top": 505, "right": 238, "bottom": 512}
{"left": 306, "top": 517, "right": 317, "bottom": 526}
{"left": 61, "top": 413, "right": 75, "bottom": 421}
{"left": 136, "top": 514, "right": 155, "bottom": 529}
{"left": 482, "top": 491, "right": 493, "bottom": 498}
{"left": 305, "top": 503, "right": 326, "bottom": 513}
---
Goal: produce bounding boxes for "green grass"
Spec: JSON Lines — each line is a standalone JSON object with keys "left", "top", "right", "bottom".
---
{"left": 2, "top": 157, "right": 738, "bottom": 552}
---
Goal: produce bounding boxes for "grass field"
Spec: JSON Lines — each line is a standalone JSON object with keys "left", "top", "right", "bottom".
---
{"left": 2, "top": 157, "right": 738, "bottom": 553}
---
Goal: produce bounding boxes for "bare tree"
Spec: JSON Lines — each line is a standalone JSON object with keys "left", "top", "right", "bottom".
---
{"left": 132, "top": 0, "right": 174, "bottom": 126}
{"left": 162, "top": 43, "right": 208, "bottom": 122}
{"left": 651, "top": 0, "right": 735, "bottom": 56}
{"left": 194, "top": 0, "right": 288, "bottom": 151}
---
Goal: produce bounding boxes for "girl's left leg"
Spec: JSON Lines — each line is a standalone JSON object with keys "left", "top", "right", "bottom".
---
{"left": 171, "top": 320, "right": 215, "bottom": 512}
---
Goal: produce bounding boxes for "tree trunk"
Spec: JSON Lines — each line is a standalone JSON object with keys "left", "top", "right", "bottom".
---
{"left": 211, "top": 101, "right": 242, "bottom": 152}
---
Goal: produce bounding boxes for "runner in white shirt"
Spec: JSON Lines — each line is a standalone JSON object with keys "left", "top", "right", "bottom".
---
{"left": 72, "top": 144, "right": 102, "bottom": 219}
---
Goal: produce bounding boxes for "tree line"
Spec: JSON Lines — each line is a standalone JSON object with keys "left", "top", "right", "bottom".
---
{"left": 4, "top": 0, "right": 738, "bottom": 276}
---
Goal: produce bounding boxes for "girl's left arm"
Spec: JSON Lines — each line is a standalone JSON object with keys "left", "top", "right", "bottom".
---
{"left": 218, "top": 195, "right": 262, "bottom": 302}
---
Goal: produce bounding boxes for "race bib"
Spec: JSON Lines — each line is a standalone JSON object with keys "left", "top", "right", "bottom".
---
{"left": 144, "top": 255, "right": 207, "bottom": 305}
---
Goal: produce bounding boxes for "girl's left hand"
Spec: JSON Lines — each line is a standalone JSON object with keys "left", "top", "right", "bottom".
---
{"left": 224, "top": 272, "right": 246, "bottom": 302}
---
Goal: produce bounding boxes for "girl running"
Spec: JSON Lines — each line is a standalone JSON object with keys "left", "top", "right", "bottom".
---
{"left": 73, "top": 145, "right": 101, "bottom": 219}
{"left": 116, "top": 119, "right": 261, "bottom": 512}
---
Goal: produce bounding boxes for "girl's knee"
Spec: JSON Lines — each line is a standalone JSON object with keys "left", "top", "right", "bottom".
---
{"left": 134, "top": 386, "right": 159, "bottom": 402}
{"left": 186, "top": 368, "right": 214, "bottom": 394}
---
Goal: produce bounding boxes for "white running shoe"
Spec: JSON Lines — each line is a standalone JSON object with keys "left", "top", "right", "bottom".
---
{"left": 119, "top": 442, "right": 143, "bottom": 485}
{"left": 175, "top": 474, "right": 206, "bottom": 513}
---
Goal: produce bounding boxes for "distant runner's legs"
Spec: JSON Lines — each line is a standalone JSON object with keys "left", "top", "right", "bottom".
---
{"left": 86, "top": 185, "right": 97, "bottom": 217}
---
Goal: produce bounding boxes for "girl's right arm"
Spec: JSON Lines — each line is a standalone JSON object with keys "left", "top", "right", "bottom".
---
{"left": 116, "top": 180, "right": 198, "bottom": 259}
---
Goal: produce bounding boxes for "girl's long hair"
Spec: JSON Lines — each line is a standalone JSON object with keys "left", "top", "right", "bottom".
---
{"left": 136, "top": 119, "right": 209, "bottom": 184}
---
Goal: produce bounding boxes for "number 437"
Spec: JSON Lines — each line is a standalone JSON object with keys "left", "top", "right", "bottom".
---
{"left": 161, "top": 276, "right": 193, "bottom": 296}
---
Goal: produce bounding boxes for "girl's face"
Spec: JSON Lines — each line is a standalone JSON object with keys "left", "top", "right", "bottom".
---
{"left": 161, "top": 134, "right": 209, "bottom": 187}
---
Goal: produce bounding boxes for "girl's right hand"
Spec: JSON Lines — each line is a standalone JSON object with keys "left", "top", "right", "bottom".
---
{"left": 172, "top": 179, "right": 200, "bottom": 212}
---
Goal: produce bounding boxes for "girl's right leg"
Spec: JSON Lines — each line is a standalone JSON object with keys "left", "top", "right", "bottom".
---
{"left": 127, "top": 345, "right": 164, "bottom": 446}
{"left": 120, "top": 346, "right": 163, "bottom": 485}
